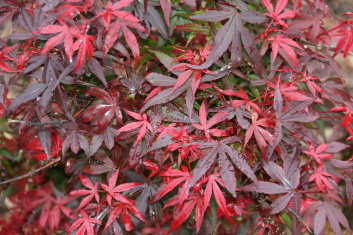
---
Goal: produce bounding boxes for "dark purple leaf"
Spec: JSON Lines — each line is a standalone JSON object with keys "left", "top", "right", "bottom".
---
{"left": 222, "top": 144, "right": 257, "bottom": 182}
{"left": 88, "top": 57, "right": 107, "bottom": 87}
{"left": 239, "top": 181, "right": 288, "bottom": 194}
{"left": 329, "top": 158, "right": 353, "bottom": 168}
{"left": 146, "top": 73, "right": 176, "bottom": 87}
{"left": 219, "top": 151, "right": 237, "bottom": 197}
{"left": 90, "top": 134, "right": 103, "bottom": 156}
{"left": 84, "top": 164, "right": 112, "bottom": 174}
{"left": 8, "top": 83, "right": 47, "bottom": 113}
{"left": 346, "top": 178, "right": 353, "bottom": 207}
{"left": 271, "top": 192, "right": 294, "bottom": 214}
{"left": 190, "top": 10, "right": 234, "bottom": 22}
{"left": 188, "top": 144, "right": 218, "bottom": 189}
{"left": 189, "top": 17, "right": 235, "bottom": 70}
{"left": 38, "top": 127, "right": 52, "bottom": 160}
{"left": 274, "top": 82, "right": 283, "bottom": 116}
{"left": 314, "top": 206, "right": 326, "bottom": 235}
{"left": 22, "top": 55, "right": 47, "bottom": 74}
{"left": 240, "top": 10, "right": 267, "bottom": 23}
{"left": 264, "top": 161, "right": 293, "bottom": 189}
{"left": 141, "top": 83, "right": 188, "bottom": 112}
{"left": 326, "top": 142, "right": 350, "bottom": 153}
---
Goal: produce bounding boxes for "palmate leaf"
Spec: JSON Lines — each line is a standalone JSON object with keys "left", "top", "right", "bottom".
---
{"left": 239, "top": 161, "right": 300, "bottom": 214}
{"left": 0, "top": 44, "right": 18, "bottom": 72}
{"left": 8, "top": 83, "right": 47, "bottom": 113}
{"left": 191, "top": 101, "right": 228, "bottom": 139}
{"left": 271, "top": 85, "right": 320, "bottom": 148}
{"left": 62, "top": 131, "right": 90, "bottom": 156}
{"left": 312, "top": 201, "right": 350, "bottom": 235}
{"left": 203, "top": 174, "right": 234, "bottom": 222}
{"left": 189, "top": 10, "right": 262, "bottom": 71}
{"left": 117, "top": 110, "right": 153, "bottom": 144}
{"left": 101, "top": 170, "right": 142, "bottom": 206}
{"left": 104, "top": 203, "right": 146, "bottom": 232}
{"left": 151, "top": 168, "right": 191, "bottom": 203}
{"left": 70, "top": 175, "right": 100, "bottom": 210}
{"left": 67, "top": 211, "right": 101, "bottom": 235}
{"left": 101, "top": 0, "right": 147, "bottom": 57}
{"left": 81, "top": 87, "right": 122, "bottom": 133}
{"left": 73, "top": 34, "right": 94, "bottom": 72}
{"left": 268, "top": 34, "right": 303, "bottom": 66}
{"left": 262, "top": 0, "right": 295, "bottom": 27}
{"left": 244, "top": 112, "right": 273, "bottom": 155}
{"left": 35, "top": 21, "right": 77, "bottom": 61}
{"left": 186, "top": 138, "right": 257, "bottom": 196}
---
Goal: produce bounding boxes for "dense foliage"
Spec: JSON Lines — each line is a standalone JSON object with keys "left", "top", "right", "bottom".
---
{"left": 1, "top": 0, "right": 353, "bottom": 234}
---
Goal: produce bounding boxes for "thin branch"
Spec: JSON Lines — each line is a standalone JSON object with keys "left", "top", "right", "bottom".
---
{"left": 8, "top": 119, "right": 68, "bottom": 126}
{"left": 0, "top": 157, "right": 61, "bottom": 185}
{"left": 287, "top": 207, "right": 314, "bottom": 235}
{"left": 211, "top": 220, "right": 222, "bottom": 235}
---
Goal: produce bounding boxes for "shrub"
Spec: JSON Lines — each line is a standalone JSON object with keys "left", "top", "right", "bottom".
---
{"left": 0, "top": 0, "right": 353, "bottom": 234}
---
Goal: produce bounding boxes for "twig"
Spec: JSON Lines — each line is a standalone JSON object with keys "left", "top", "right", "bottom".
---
{"left": 211, "top": 220, "right": 222, "bottom": 235}
{"left": 0, "top": 157, "right": 61, "bottom": 185}
{"left": 287, "top": 207, "right": 314, "bottom": 235}
{"left": 8, "top": 119, "right": 68, "bottom": 126}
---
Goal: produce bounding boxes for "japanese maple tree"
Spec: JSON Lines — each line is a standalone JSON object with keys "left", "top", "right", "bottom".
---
{"left": 1, "top": 0, "right": 353, "bottom": 234}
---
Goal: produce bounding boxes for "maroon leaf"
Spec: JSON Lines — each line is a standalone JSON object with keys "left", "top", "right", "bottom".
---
{"left": 8, "top": 83, "right": 47, "bottom": 113}
{"left": 239, "top": 181, "right": 288, "bottom": 194}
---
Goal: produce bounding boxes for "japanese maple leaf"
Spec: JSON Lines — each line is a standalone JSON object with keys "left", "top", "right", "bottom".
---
{"left": 104, "top": 202, "right": 146, "bottom": 231}
{"left": 0, "top": 44, "right": 17, "bottom": 73}
{"left": 35, "top": 21, "right": 77, "bottom": 61}
{"left": 81, "top": 87, "right": 123, "bottom": 133}
{"left": 29, "top": 185, "right": 74, "bottom": 232}
{"left": 160, "top": 0, "right": 172, "bottom": 26}
{"left": 97, "top": 0, "right": 139, "bottom": 29}
{"left": 48, "top": 196, "right": 75, "bottom": 231}
{"left": 311, "top": 201, "right": 350, "bottom": 235}
{"left": 244, "top": 112, "right": 273, "bottom": 154}
{"left": 100, "top": 0, "right": 147, "bottom": 57}
{"left": 143, "top": 160, "right": 159, "bottom": 178}
{"left": 304, "top": 143, "right": 332, "bottom": 165}
{"left": 155, "top": 123, "right": 176, "bottom": 141}
{"left": 240, "top": 161, "right": 300, "bottom": 214}
{"left": 184, "top": 138, "right": 257, "bottom": 198}
{"left": 308, "top": 166, "right": 334, "bottom": 191}
{"left": 151, "top": 167, "right": 191, "bottom": 206}
{"left": 24, "top": 133, "right": 62, "bottom": 161}
{"left": 298, "top": 73, "right": 322, "bottom": 96}
{"left": 189, "top": 10, "right": 263, "bottom": 70}
{"left": 57, "top": 2, "right": 91, "bottom": 22}
{"left": 271, "top": 86, "right": 319, "bottom": 148}
{"left": 170, "top": 46, "right": 212, "bottom": 95}
{"left": 166, "top": 192, "right": 205, "bottom": 232}
{"left": 70, "top": 175, "right": 100, "bottom": 210}
{"left": 101, "top": 169, "right": 141, "bottom": 206}
{"left": 267, "top": 80, "right": 310, "bottom": 101}
{"left": 117, "top": 110, "right": 153, "bottom": 144}
{"left": 329, "top": 19, "right": 353, "bottom": 57}
{"left": 262, "top": 0, "right": 295, "bottom": 27}
{"left": 192, "top": 101, "right": 228, "bottom": 139}
{"left": 217, "top": 87, "right": 262, "bottom": 114}
{"left": 203, "top": 174, "right": 234, "bottom": 222}
{"left": 67, "top": 211, "right": 101, "bottom": 235}
{"left": 62, "top": 131, "right": 90, "bottom": 156}
{"left": 73, "top": 33, "right": 95, "bottom": 72}
{"left": 268, "top": 34, "right": 303, "bottom": 65}
{"left": 164, "top": 126, "right": 201, "bottom": 160}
